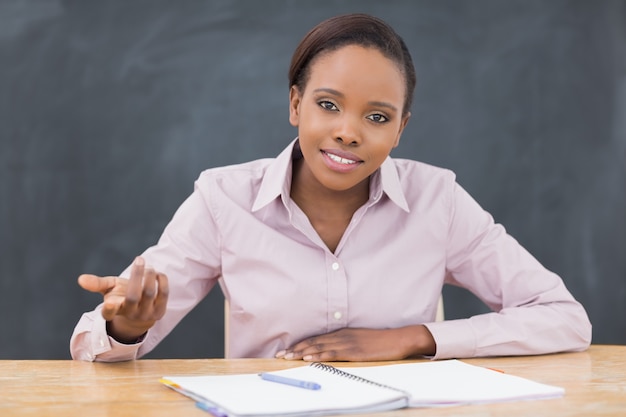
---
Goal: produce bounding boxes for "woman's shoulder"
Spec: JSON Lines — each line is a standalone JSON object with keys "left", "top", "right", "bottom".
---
{"left": 390, "top": 157, "right": 457, "bottom": 185}
{"left": 192, "top": 157, "right": 283, "bottom": 209}
{"left": 384, "top": 158, "right": 461, "bottom": 212}
{"left": 197, "top": 158, "right": 275, "bottom": 183}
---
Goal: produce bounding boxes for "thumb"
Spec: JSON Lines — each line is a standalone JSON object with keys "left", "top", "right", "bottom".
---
{"left": 77, "top": 274, "right": 118, "bottom": 294}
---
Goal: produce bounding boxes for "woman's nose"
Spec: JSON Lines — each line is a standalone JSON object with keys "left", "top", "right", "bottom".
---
{"left": 333, "top": 114, "right": 361, "bottom": 145}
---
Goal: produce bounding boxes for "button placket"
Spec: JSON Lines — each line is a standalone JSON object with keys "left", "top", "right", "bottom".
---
{"left": 327, "top": 256, "right": 348, "bottom": 329}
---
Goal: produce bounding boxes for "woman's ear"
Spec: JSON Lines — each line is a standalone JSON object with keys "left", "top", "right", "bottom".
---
{"left": 393, "top": 112, "right": 411, "bottom": 148}
{"left": 289, "top": 85, "right": 302, "bottom": 127}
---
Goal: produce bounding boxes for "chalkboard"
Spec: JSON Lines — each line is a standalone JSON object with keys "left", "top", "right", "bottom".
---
{"left": 1, "top": 0, "right": 624, "bottom": 359}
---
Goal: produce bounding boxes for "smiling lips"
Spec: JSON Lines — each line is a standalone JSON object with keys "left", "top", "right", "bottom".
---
{"left": 321, "top": 149, "right": 363, "bottom": 173}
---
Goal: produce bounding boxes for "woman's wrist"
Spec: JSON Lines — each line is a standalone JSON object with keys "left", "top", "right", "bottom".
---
{"left": 400, "top": 324, "right": 436, "bottom": 358}
{"left": 106, "top": 317, "right": 152, "bottom": 344}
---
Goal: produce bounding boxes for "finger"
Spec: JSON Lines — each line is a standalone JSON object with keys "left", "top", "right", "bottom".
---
{"left": 77, "top": 274, "right": 117, "bottom": 294}
{"left": 125, "top": 257, "right": 145, "bottom": 307}
{"left": 135, "top": 267, "right": 158, "bottom": 319}
{"left": 281, "top": 337, "right": 324, "bottom": 360}
{"left": 283, "top": 330, "right": 355, "bottom": 361}
{"left": 302, "top": 350, "right": 340, "bottom": 362}
{"left": 298, "top": 342, "right": 340, "bottom": 361}
{"left": 101, "top": 295, "right": 125, "bottom": 321}
{"left": 284, "top": 345, "right": 339, "bottom": 361}
{"left": 141, "top": 267, "right": 157, "bottom": 300}
{"left": 152, "top": 273, "right": 169, "bottom": 320}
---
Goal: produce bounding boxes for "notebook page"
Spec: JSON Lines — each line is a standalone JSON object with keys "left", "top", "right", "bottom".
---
{"left": 163, "top": 365, "right": 407, "bottom": 416}
{"left": 338, "top": 360, "right": 564, "bottom": 407}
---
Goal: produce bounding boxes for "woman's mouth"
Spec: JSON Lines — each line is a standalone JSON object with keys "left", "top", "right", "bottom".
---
{"left": 326, "top": 152, "right": 358, "bottom": 165}
{"left": 321, "top": 150, "right": 362, "bottom": 172}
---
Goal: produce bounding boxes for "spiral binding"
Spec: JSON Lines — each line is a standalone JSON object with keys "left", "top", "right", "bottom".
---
{"left": 309, "top": 362, "right": 408, "bottom": 395}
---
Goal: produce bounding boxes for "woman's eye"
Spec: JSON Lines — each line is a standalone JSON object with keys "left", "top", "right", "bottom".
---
{"left": 367, "top": 114, "right": 388, "bottom": 123}
{"left": 319, "top": 101, "right": 338, "bottom": 111}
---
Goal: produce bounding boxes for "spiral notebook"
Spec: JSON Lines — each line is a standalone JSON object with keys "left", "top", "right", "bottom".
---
{"left": 161, "top": 360, "right": 564, "bottom": 417}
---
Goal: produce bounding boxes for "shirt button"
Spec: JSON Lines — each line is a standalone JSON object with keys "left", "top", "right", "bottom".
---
{"left": 334, "top": 311, "right": 342, "bottom": 320}
{"left": 331, "top": 262, "right": 339, "bottom": 271}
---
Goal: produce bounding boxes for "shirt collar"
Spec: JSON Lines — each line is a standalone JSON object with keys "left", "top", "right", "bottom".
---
{"left": 377, "top": 156, "right": 410, "bottom": 212}
{"left": 252, "top": 138, "right": 298, "bottom": 212}
{"left": 252, "top": 138, "right": 410, "bottom": 213}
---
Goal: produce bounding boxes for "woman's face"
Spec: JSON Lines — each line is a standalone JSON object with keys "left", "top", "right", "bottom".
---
{"left": 289, "top": 44, "right": 410, "bottom": 193}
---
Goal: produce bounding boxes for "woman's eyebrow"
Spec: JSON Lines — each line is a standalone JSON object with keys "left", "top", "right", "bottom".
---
{"left": 313, "top": 88, "right": 398, "bottom": 112}
{"left": 368, "top": 101, "right": 398, "bottom": 112}
{"left": 313, "top": 87, "right": 344, "bottom": 97}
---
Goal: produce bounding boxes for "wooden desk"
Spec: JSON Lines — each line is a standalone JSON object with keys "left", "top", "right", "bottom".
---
{"left": 1, "top": 345, "right": 624, "bottom": 416}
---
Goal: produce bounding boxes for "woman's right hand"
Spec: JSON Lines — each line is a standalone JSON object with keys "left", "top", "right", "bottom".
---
{"left": 77, "top": 256, "right": 169, "bottom": 344}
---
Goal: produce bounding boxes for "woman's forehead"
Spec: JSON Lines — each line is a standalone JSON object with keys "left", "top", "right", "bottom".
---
{"left": 305, "top": 45, "right": 406, "bottom": 102}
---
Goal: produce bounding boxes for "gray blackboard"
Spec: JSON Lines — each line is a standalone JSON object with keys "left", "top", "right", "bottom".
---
{"left": 1, "top": 0, "right": 624, "bottom": 359}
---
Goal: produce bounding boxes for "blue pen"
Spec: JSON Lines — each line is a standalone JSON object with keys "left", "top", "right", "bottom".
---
{"left": 259, "top": 372, "right": 322, "bottom": 390}
{"left": 196, "top": 401, "right": 229, "bottom": 417}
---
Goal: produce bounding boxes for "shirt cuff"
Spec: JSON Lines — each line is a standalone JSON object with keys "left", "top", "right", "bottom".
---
{"left": 424, "top": 319, "right": 477, "bottom": 359}
{"left": 91, "top": 313, "right": 146, "bottom": 362}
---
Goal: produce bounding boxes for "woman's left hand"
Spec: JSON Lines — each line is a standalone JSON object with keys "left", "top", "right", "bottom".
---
{"left": 275, "top": 325, "right": 436, "bottom": 362}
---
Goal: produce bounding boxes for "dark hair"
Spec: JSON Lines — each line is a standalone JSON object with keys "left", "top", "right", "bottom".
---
{"left": 289, "top": 13, "right": 416, "bottom": 116}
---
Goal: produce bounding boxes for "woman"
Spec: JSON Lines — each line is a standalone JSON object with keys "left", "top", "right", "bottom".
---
{"left": 71, "top": 14, "right": 591, "bottom": 362}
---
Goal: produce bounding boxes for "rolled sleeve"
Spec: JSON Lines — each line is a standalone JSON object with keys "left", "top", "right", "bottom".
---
{"left": 69, "top": 308, "right": 144, "bottom": 362}
{"left": 424, "top": 319, "right": 478, "bottom": 359}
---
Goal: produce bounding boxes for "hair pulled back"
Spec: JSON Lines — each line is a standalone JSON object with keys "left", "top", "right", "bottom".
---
{"left": 288, "top": 13, "right": 416, "bottom": 116}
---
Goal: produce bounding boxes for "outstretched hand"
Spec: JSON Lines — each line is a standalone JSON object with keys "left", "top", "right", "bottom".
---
{"left": 274, "top": 325, "right": 436, "bottom": 362}
{"left": 77, "top": 257, "right": 169, "bottom": 343}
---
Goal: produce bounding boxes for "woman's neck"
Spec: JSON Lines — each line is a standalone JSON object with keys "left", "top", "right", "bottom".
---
{"left": 290, "top": 158, "right": 370, "bottom": 217}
